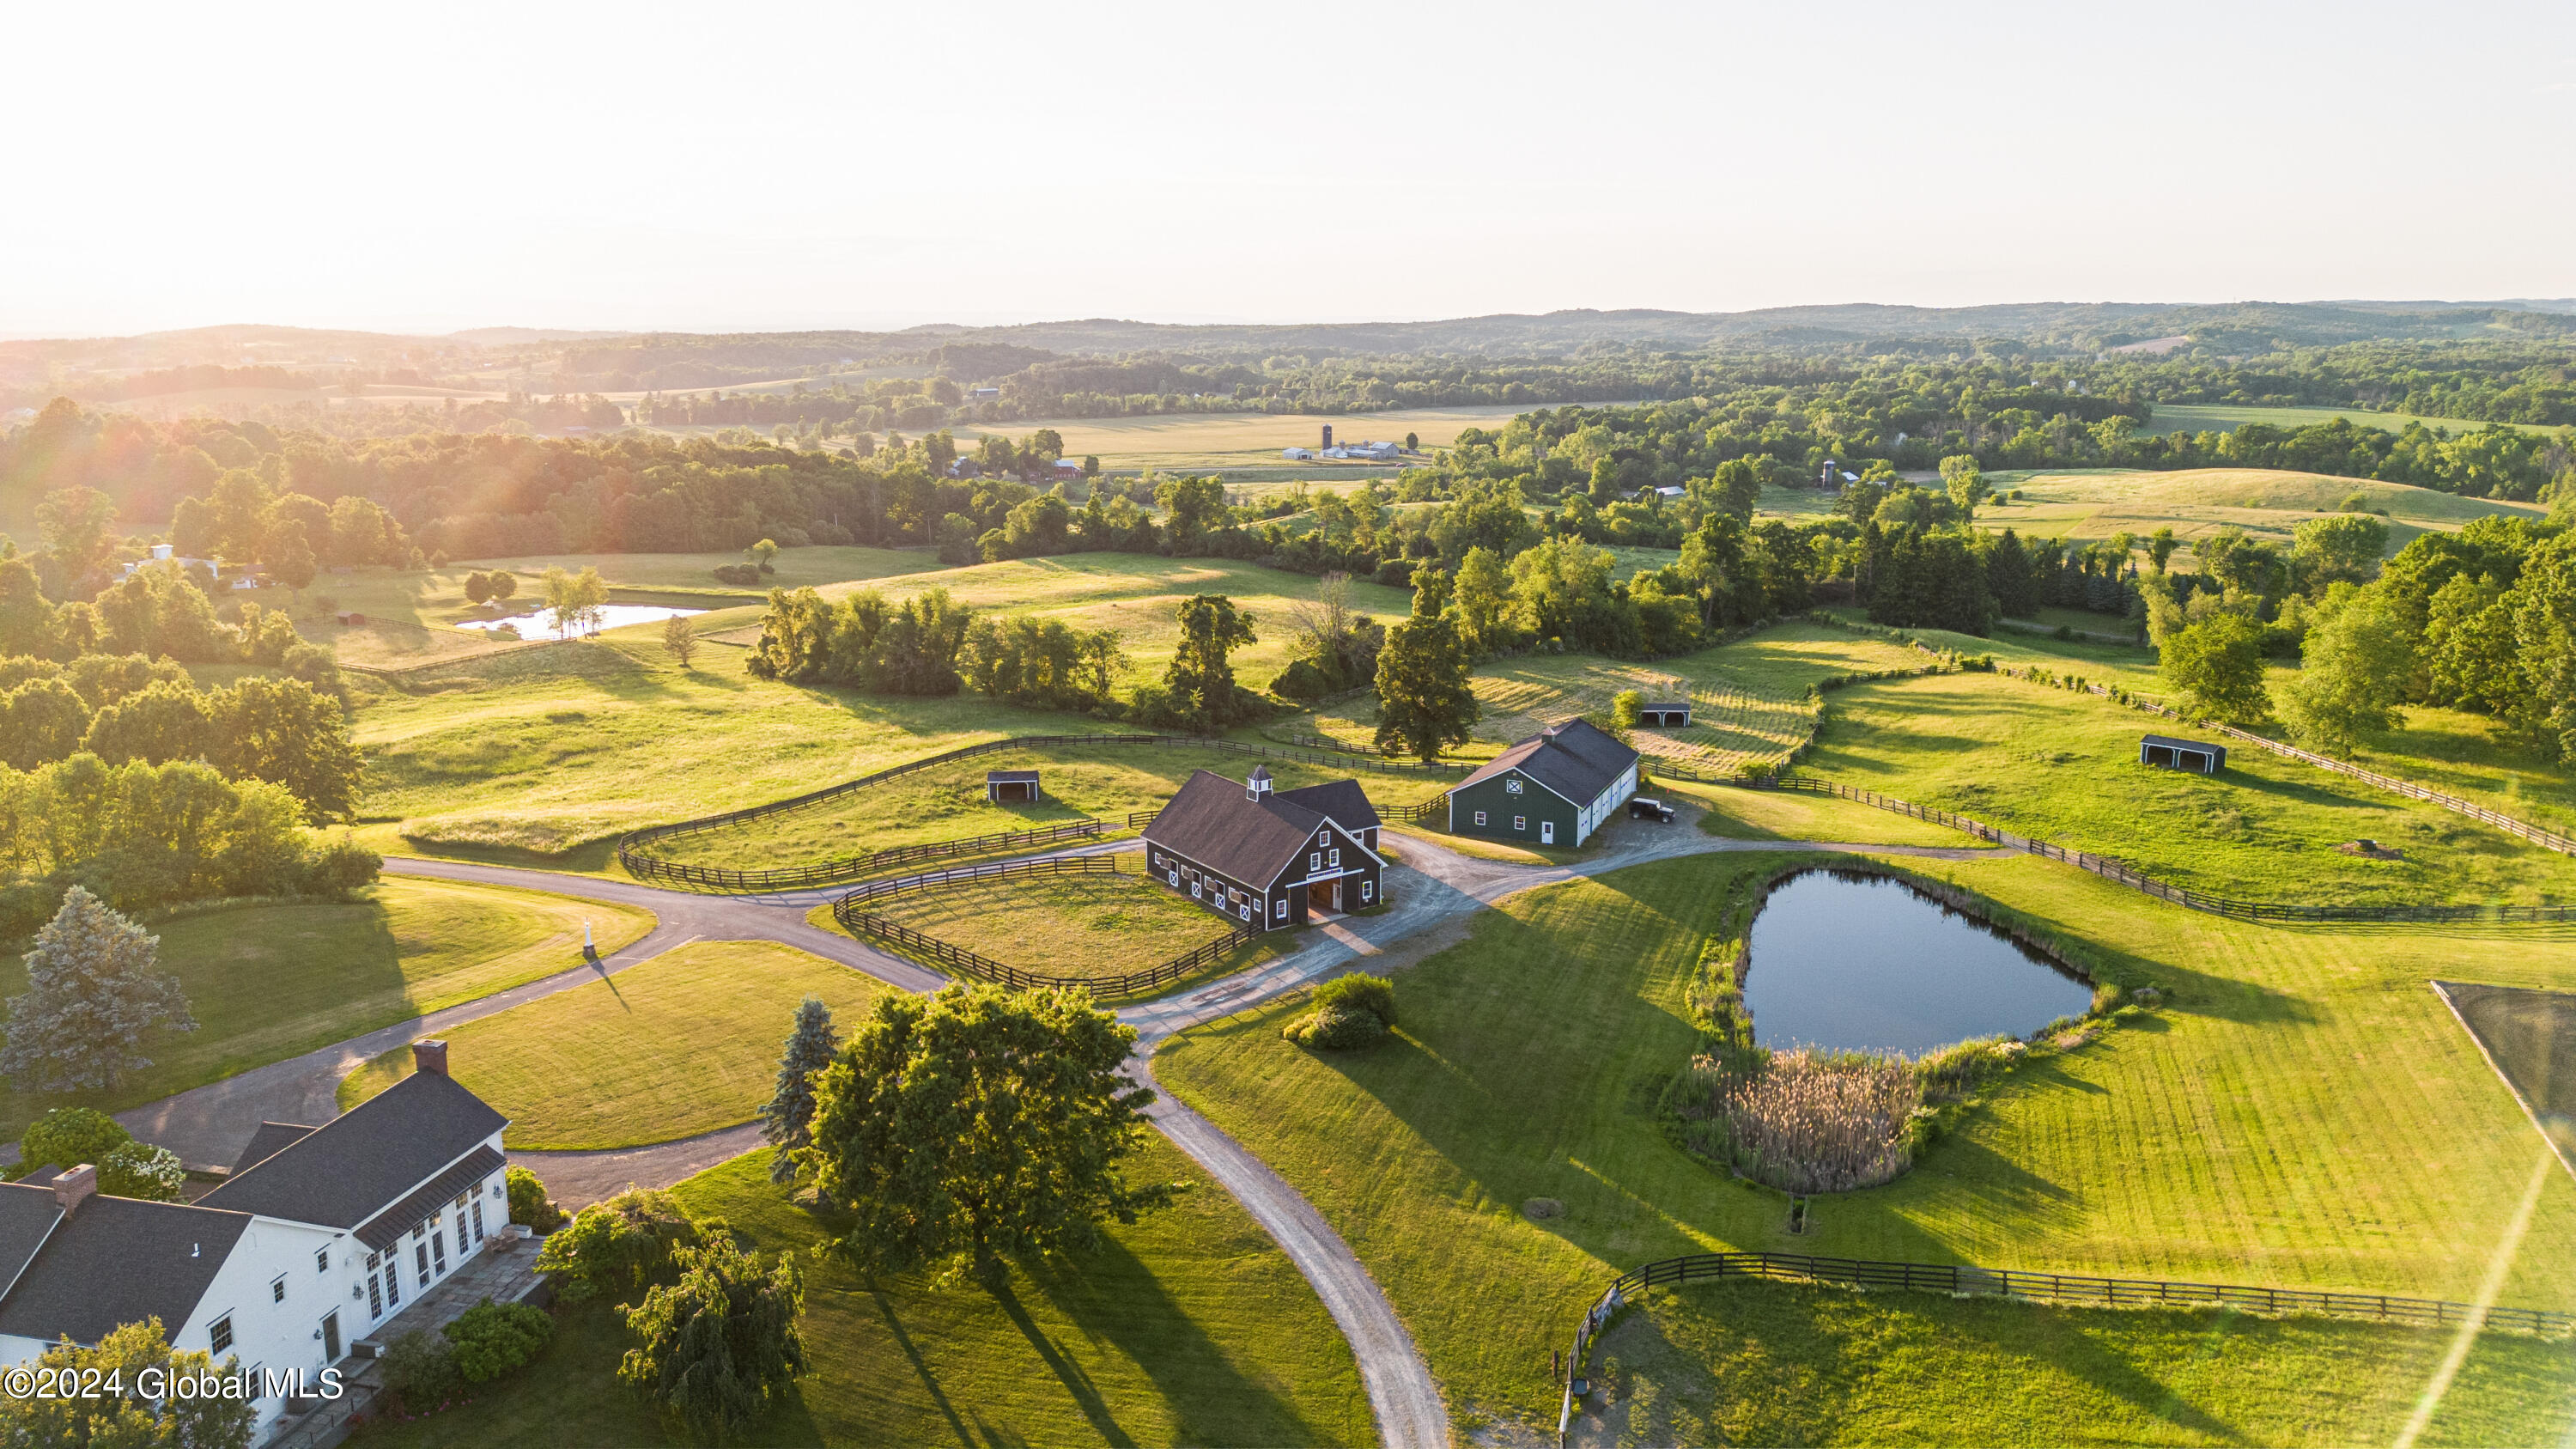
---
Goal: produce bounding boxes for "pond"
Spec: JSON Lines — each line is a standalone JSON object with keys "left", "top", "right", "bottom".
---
{"left": 454, "top": 605, "right": 704, "bottom": 641}
{"left": 1743, "top": 869, "right": 2094, "bottom": 1056}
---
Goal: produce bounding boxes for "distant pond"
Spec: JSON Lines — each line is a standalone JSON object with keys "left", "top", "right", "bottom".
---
{"left": 455, "top": 604, "right": 703, "bottom": 641}
{"left": 1744, "top": 869, "right": 2094, "bottom": 1056}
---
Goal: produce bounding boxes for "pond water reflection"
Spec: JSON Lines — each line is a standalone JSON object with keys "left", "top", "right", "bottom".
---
{"left": 1744, "top": 869, "right": 2094, "bottom": 1056}
{"left": 454, "top": 604, "right": 703, "bottom": 641}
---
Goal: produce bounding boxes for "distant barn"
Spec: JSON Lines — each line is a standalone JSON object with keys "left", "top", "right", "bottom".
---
{"left": 985, "top": 770, "right": 1041, "bottom": 803}
{"left": 1636, "top": 701, "right": 1691, "bottom": 727}
{"left": 335, "top": 612, "right": 368, "bottom": 626}
{"left": 2139, "top": 734, "right": 2226, "bottom": 774}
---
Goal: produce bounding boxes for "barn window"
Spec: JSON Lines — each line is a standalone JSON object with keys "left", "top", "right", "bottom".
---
{"left": 1167, "top": 868, "right": 1179, "bottom": 886}
{"left": 1473, "top": 811, "right": 1487, "bottom": 826}
{"left": 1191, "top": 880, "right": 1201, "bottom": 898}
{"left": 1328, "top": 849, "right": 1340, "bottom": 868}
{"left": 1274, "top": 898, "right": 1288, "bottom": 920}
{"left": 1514, "top": 816, "right": 1526, "bottom": 831}
{"left": 1318, "top": 830, "right": 1330, "bottom": 843}
{"left": 1361, "top": 880, "right": 1373, "bottom": 902}
{"left": 1310, "top": 852, "right": 1321, "bottom": 872}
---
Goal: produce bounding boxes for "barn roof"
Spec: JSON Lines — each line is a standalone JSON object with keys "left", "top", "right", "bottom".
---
{"left": 1450, "top": 718, "right": 1637, "bottom": 806}
{"left": 1274, "top": 778, "right": 1382, "bottom": 832}
{"left": 986, "top": 769, "right": 1041, "bottom": 782}
{"left": 2141, "top": 734, "right": 2225, "bottom": 752}
{"left": 1144, "top": 770, "right": 1372, "bottom": 885}
{"left": 1639, "top": 700, "right": 1689, "bottom": 711}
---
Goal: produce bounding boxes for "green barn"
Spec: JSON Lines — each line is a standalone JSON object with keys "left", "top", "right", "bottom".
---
{"left": 1443, "top": 718, "right": 1640, "bottom": 848}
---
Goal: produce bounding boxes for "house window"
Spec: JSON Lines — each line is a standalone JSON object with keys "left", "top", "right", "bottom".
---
{"left": 315, "top": 1247, "right": 330, "bottom": 1275}
{"left": 471, "top": 1200, "right": 486, "bottom": 1243}
{"left": 210, "top": 1315, "right": 234, "bottom": 1356}
{"left": 365, "top": 1258, "right": 384, "bottom": 1319}
{"left": 416, "top": 1242, "right": 431, "bottom": 1288}
{"left": 1273, "top": 898, "right": 1287, "bottom": 920}
{"left": 1473, "top": 811, "right": 1487, "bottom": 826}
{"left": 382, "top": 1259, "right": 400, "bottom": 1309}
{"left": 242, "top": 1364, "right": 263, "bottom": 1400}
{"left": 271, "top": 1275, "right": 287, "bottom": 1305}
{"left": 431, "top": 1227, "right": 447, "bottom": 1276}
{"left": 1514, "top": 816, "right": 1526, "bottom": 831}
{"left": 1361, "top": 880, "right": 1374, "bottom": 902}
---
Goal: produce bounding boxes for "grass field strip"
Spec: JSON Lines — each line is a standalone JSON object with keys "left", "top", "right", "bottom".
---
{"left": 1557, "top": 1245, "right": 2576, "bottom": 1441}
{"left": 831, "top": 853, "right": 1258, "bottom": 999}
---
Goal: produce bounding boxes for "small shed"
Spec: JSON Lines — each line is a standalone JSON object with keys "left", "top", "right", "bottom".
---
{"left": 335, "top": 612, "right": 368, "bottom": 626}
{"left": 2139, "top": 734, "right": 2226, "bottom": 774}
{"left": 986, "top": 769, "right": 1041, "bottom": 803}
{"left": 1637, "top": 701, "right": 1692, "bottom": 728}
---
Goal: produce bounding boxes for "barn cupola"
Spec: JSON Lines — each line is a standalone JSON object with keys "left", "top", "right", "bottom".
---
{"left": 1246, "top": 765, "right": 1273, "bottom": 801}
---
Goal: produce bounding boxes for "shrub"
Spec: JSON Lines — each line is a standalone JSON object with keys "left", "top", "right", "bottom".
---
{"left": 443, "top": 1298, "right": 553, "bottom": 1383}
{"left": 534, "top": 1188, "right": 712, "bottom": 1302}
{"left": 380, "top": 1330, "right": 463, "bottom": 1415}
{"left": 712, "top": 563, "right": 762, "bottom": 586}
{"left": 100, "top": 1142, "right": 185, "bottom": 1201}
{"left": 506, "top": 1166, "right": 564, "bottom": 1232}
{"left": 1282, "top": 1002, "right": 1387, "bottom": 1050}
{"left": 1371, "top": 557, "right": 1416, "bottom": 588}
{"left": 13, "top": 1106, "right": 131, "bottom": 1180}
{"left": 1611, "top": 689, "right": 1643, "bottom": 728}
{"left": 299, "top": 837, "right": 383, "bottom": 899}
{"left": 1312, "top": 972, "right": 1395, "bottom": 1028}
{"left": 1270, "top": 658, "right": 1331, "bottom": 701}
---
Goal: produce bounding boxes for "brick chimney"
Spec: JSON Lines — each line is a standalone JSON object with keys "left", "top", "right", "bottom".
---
{"left": 52, "top": 1164, "right": 96, "bottom": 1215}
{"left": 413, "top": 1039, "right": 449, "bottom": 1077}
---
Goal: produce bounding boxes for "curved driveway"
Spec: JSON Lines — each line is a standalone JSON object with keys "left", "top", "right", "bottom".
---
{"left": 112, "top": 814, "right": 1997, "bottom": 1449}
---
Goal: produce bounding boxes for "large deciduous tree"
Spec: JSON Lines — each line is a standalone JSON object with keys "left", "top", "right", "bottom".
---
{"left": 0, "top": 1318, "right": 254, "bottom": 1448}
{"left": 1373, "top": 613, "right": 1478, "bottom": 763}
{"left": 2158, "top": 612, "right": 2271, "bottom": 726}
{"left": 0, "top": 886, "right": 195, "bottom": 1094}
{"left": 1162, "top": 594, "right": 1255, "bottom": 733}
{"left": 2275, "top": 584, "right": 2416, "bottom": 755}
{"left": 805, "top": 984, "right": 1175, "bottom": 1285}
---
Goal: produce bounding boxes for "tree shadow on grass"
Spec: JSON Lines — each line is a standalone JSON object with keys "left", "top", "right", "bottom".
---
{"left": 1023, "top": 1233, "right": 1333, "bottom": 1449}
{"left": 866, "top": 1285, "right": 978, "bottom": 1448}
{"left": 1928, "top": 1299, "right": 2246, "bottom": 1442}
{"left": 985, "top": 1279, "right": 1139, "bottom": 1449}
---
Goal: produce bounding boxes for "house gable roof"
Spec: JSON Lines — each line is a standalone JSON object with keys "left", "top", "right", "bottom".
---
{"left": 199, "top": 1070, "right": 506, "bottom": 1231}
{"left": 0, "top": 1184, "right": 253, "bottom": 1348}
{"left": 1450, "top": 718, "right": 1638, "bottom": 807}
{"left": 229, "top": 1122, "right": 315, "bottom": 1178}
{"left": 355, "top": 1145, "right": 507, "bottom": 1251}
{"left": 1143, "top": 770, "right": 1375, "bottom": 886}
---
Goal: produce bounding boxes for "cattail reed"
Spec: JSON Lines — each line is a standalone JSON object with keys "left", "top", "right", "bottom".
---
{"left": 1687, "top": 1049, "right": 1920, "bottom": 1194}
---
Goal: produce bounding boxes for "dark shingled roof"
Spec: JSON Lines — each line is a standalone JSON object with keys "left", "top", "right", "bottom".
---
{"left": 0, "top": 1185, "right": 252, "bottom": 1348}
{"left": 355, "top": 1145, "right": 507, "bottom": 1252}
{"left": 2141, "top": 734, "right": 2225, "bottom": 752}
{"left": 1273, "top": 778, "right": 1382, "bottom": 832}
{"left": 1144, "top": 770, "right": 1376, "bottom": 886}
{"left": 200, "top": 1070, "right": 506, "bottom": 1230}
{"left": 0, "top": 1183, "right": 61, "bottom": 1300}
{"left": 986, "top": 770, "right": 1039, "bottom": 782}
{"left": 1451, "top": 719, "right": 1638, "bottom": 806}
{"left": 229, "top": 1122, "right": 316, "bottom": 1178}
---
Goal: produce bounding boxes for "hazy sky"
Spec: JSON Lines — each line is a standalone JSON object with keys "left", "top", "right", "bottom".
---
{"left": 8, "top": 0, "right": 2571, "bottom": 337}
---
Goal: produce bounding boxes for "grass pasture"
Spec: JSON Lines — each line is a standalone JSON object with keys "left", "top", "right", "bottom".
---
{"left": 1974, "top": 466, "right": 2547, "bottom": 555}
{"left": 2138, "top": 400, "right": 2560, "bottom": 439}
{"left": 1304, "top": 618, "right": 1929, "bottom": 774}
{"left": 1152, "top": 849, "right": 2576, "bottom": 1433}
{"left": 351, "top": 1143, "right": 1374, "bottom": 1448}
{"left": 1579, "top": 1277, "right": 2574, "bottom": 1447}
{"left": 0, "top": 880, "right": 652, "bottom": 1139}
{"left": 337, "top": 940, "right": 893, "bottom": 1149}
{"left": 648, "top": 741, "right": 1449, "bottom": 870}
{"left": 1803, "top": 670, "right": 2576, "bottom": 908}
{"left": 947, "top": 403, "right": 1560, "bottom": 473}
{"left": 853, "top": 870, "right": 1271, "bottom": 983}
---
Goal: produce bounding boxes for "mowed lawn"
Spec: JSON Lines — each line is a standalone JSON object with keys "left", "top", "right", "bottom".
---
{"left": 855, "top": 872, "right": 1268, "bottom": 983}
{"left": 0, "top": 879, "right": 651, "bottom": 1138}
{"left": 352, "top": 1144, "right": 1374, "bottom": 1448}
{"left": 948, "top": 402, "right": 1542, "bottom": 472}
{"left": 1579, "top": 1278, "right": 2574, "bottom": 1447}
{"left": 657, "top": 741, "right": 1451, "bottom": 869}
{"left": 1152, "top": 849, "right": 2576, "bottom": 1434}
{"left": 1802, "top": 670, "right": 2576, "bottom": 907}
{"left": 338, "top": 941, "right": 891, "bottom": 1149}
{"left": 1971, "top": 466, "right": 2548, "bottom": 555}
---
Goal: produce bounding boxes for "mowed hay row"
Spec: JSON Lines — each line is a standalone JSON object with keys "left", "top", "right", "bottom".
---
{"left": 861, "top": 871, "right": 1260, "bottom": 983}
{"left": 650, "top": 742, "right": 1449, "bottom": 871}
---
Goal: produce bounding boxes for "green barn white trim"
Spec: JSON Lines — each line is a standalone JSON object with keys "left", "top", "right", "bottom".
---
{"left": 1442, "top": 719, "right": 1639, "bottom": 848}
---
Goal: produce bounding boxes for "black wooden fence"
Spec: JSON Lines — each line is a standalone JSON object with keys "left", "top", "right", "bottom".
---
{"left": 627, "top": 819, "right": 1108, "bottom": 892}
{"left": 1560, "top": 1250, "right": 2575, "bottom": 1443}
{"left": 829, "top": 854, "right": 1261, "bottom": 998}
{"left": 618, "top": 732, "right": 1471, "bottom": 890}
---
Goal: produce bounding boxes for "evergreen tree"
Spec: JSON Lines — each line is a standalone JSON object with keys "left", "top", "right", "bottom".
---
{"left": 0, "top": 886, "right": 195, "bottom": 1093}
{"left": 1373, "top": 614, "right": 1479, "bottom": 763}
{"left": 760, "top": 996, "right": 839, "bottom": 1184}
{"left": 1987, "top": 529, "right": 2038, "bottom": 618}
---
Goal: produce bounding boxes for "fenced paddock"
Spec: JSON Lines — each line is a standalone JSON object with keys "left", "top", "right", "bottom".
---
{"left": 829, "top": 854, "right": 1262, "bottom": 999}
